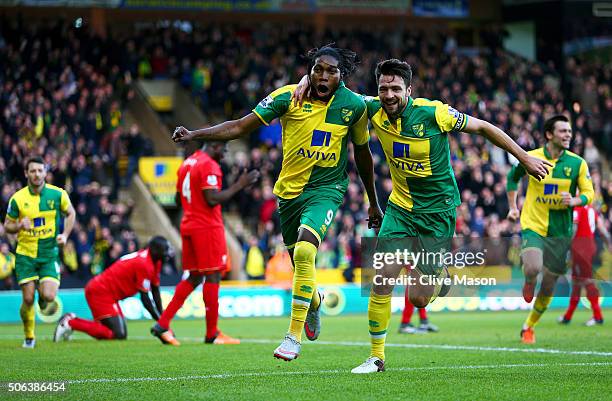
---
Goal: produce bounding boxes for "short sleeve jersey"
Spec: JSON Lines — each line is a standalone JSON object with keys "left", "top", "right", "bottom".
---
{"left": 507, "top": 147, "right": 594, "bottom": 237}
{"left": 177, "top": 150, "right": 224, "bottom": 232}
{"left": 253, "top": 82, "right": 369, "bottom": 199}
{"left": 365, "top": 96, "right": 467, "bottom": 212}
{"left": 6, "top": 184, "right": 71, "bottom": 259}
{"left": 93, "top": 249, "right": 161, "bottom": 301}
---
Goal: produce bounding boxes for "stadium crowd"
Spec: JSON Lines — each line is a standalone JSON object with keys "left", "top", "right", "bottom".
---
{"left": 0, "top": 19, "right": 610, "bottom": 285}
{"left": 0, "top": 20, "right": 151, "bottom": 288}
{"left": 123, "top": 22, "right": 610, "bottom": 274}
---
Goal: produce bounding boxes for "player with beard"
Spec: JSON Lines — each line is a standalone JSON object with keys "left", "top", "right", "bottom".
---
{"left": 507, "top": 115, "right": 594, "bottom": 344}
{"left": 4, "top": 156, "right": 76, "bottom": 348}
{"left": 172, "top": 44, "right": 382, "bottom": 361}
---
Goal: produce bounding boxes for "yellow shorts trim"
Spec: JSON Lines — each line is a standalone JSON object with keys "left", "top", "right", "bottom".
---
{"left": 39, "top": 276, "right": 60, "bottom": 284}
{"left": 299, "top": 224, "right": 322, "bottom": 245}
{"left": 18, "top": 276, "right": 39, "bottom": 286}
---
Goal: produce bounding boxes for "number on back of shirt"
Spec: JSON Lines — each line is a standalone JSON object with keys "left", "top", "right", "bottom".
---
{"left": 182, "top": 172, "right": 192, "bottom": 204}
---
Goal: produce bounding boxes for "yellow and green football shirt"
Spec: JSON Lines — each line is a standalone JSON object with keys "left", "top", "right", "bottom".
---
{"left": 507, "top": 147, "right": 594, "bottom": 237}
{"left": 253, "top": 82, "right": 369, "bottom": 199}
{"left": 365, "top": 96, "right": 467, "bottom": 212}
{"left": 6, "top": 184, "right": 71, "bottom": 260}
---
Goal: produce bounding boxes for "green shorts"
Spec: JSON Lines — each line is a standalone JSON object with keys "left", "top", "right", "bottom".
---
{"left": 278, "top": 185, "right": 345, "bottom": 247}
{"left": 377, "top": 202, "right": 456, "bottom": 276}
{"left": 521, "top": 229, "right": 571, "bottom": 275}
{"left": 15, "top": 254, "right": 61, "bottom": 285}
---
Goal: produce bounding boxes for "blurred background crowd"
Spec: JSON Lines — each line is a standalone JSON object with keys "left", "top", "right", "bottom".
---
{"left": 0, "top": 18, "right": 610, "bottom": 286}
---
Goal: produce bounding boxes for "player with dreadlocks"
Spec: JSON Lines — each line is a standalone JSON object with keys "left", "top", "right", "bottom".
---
{"left": 172, "top": 44, "right": 383, "bottom": 361}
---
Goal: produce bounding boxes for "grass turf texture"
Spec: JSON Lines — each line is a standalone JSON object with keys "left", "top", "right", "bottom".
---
{"left": 0, "top": 310, "right": 610, "bottom": 400}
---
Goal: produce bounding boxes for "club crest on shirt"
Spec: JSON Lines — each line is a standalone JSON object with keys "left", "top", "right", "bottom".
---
{"left": 47, "top": 200, "right": 55, "bottom": 209}
{"left": 412, "top": 123, "right": 425, "bottom": 137}
{"left": 341, "top": 108, "right": 353, "bottom": 123}
{"left": 564, "top": 167, "right": 572, "bottom": 177}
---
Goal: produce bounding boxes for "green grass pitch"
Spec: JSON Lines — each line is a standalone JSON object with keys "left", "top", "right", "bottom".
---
{"left": 1, "top": 310, "right": 610, "bottom": 400}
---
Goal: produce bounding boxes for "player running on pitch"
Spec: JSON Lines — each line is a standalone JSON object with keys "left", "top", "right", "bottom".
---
{"left": 506, "top": 115, "right": 594, "bottom": 344}
{"left": 558, "top": 203, "right": 610, "bottom": 326}
{"left": 172, "top": 44, "right": 382, "bottom": 361}
{"left": 53, "top": 236, "right": 172, "bottom": 341}
{"left": 151, "top": 140, "right": 259, "bottom": 345}
{"left": 292, "top": 59, "right": 551, "bottom": 372}
{"left": 4, "top": 156, "right": 76, "bottom": 348}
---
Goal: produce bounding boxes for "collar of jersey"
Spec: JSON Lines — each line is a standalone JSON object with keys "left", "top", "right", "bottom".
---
{"left": 543, "top": 145, "right": 565, "bottom": 161}
{"left": 381, "top": 96, "right": 414, "bottom": 129}
{"left": 28, "top": 183, "right": 46, "bottom": 196}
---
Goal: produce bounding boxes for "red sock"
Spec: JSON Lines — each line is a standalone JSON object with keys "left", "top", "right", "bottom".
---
{"left": 203, "top": 281, "right": 220, "bottom": 339}
{"left": 586, "top": 283, "right": 603, "bottom": 321}
{"left": 69, "top": 318, "right": 114, "bottom": 339}
{"left": 402, "top": 290, "right": 415, "bottom": 324}
{"left": 418, "top": 307, "right": 428, "bottom": 321}
{"left": 564, "top": 284, "right": 582, "bottom": 321}
{"left": 158, "top": 280, "right": 195, "bottom": 329}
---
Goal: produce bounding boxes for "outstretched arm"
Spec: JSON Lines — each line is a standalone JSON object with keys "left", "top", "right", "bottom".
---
{"left": 172, "top": 113, "right": 263, "bottom": 143}
{"left": 353, "top": 143, "right": 383, "bottom": 229}
{"left": 462, "top": 117, "right": 552, "bottom": 181}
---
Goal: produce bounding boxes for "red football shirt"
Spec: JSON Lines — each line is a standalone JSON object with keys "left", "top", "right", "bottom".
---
{"left": 573, "top": 205, "right": 597, "bottom": 239}
{"left": 177, "top": 150, "right": 223, "bottom": 232}
{"left": 93, "top": 249, "right": 161, "bottom": 301}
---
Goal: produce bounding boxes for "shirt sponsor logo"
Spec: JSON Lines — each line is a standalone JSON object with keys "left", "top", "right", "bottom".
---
{"left": 298, "top": 130, "right": 336, "bottom": 161}
{"left": 310, "top": 130, "right": 332, "bottom": 147}
{"left": 543, "top": 183, "right": 558, "bottom": 195}
{"left": 33, "top": 217, "right": 46, "bottom": 227}
{"left": 392, "top": 142, "right": 410, "bottom": 158}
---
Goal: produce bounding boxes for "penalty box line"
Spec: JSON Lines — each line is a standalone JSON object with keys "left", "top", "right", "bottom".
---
{"left": 65, "top": 362, "right": 612, "bottom": 385}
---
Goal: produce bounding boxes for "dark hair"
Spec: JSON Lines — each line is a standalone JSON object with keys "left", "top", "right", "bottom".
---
{"left": 375, "top": 59, "right": 412, "bottom": 87}
{"left": 148, "top": 235, "right": 172, "bottom": 262}
{"left": 543, "top": 115, "right": 569, "bottom": 139}
{"left": 25, "top": 156, "right": 45, "bottom": 170}
{"left": 305, "top": 43, "right": 359, "bottom": 79}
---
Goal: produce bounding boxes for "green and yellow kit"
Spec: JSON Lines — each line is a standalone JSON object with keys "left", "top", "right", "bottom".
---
{"left": 507, "top": 147, "right": 594, "bottom": 273}
{"left": 253, "top": 82, "right": 369, "bottom": 247}
{"left": 6, "top": 184, "right": 71, "bottom": 284}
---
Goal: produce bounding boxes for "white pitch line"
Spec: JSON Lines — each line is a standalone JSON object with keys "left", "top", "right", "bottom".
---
{"left": 1, "top": 334, "right": 610, "bottom": 357}
{"left": 62, "top": 362, "right": 612, "bottom": 385}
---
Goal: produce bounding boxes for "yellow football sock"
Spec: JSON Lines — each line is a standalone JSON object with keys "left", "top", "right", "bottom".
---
{"left": 369, "top": 292, "right": 392, "bottom": 361}
{"left": 20, "top": 303, "right": 35, "bottom": 339}
{"left": 524, "top": 295, "right": 552, "bottom": 329}
{"left": 288, "top": 241, "right": 317, "bottom": 342}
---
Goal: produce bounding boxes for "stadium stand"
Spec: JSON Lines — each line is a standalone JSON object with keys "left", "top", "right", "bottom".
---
{"left": 0, "top": 19, "right": 610, "bottom": 285}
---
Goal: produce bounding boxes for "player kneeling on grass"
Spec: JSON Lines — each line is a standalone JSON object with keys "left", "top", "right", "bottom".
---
{"left": 54, "top": 236, "right": 172, "bottom": 342}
